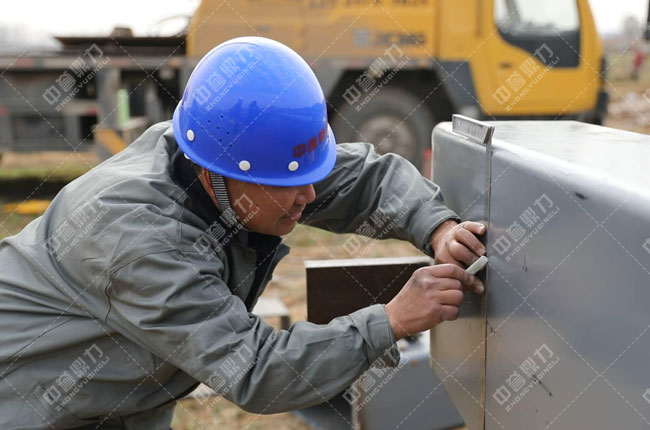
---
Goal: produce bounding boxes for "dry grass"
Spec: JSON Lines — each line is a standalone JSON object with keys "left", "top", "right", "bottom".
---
{"left": 0, "top": 212, "right": 38, "bottom": 240}
{"left": 171, "top": 397, "right": 313, "bottom": 430}
{"left": 0, "top": 150, "right": 97, "bottom": 180}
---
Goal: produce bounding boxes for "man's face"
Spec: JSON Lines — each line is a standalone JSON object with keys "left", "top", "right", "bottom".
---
{"left": 225, "top": 178, "right": 316, "bottom": 236}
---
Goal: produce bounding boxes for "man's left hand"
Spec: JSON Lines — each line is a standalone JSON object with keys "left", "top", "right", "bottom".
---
{"left": 431, "top": 220, "right": 486, "bottom": 268}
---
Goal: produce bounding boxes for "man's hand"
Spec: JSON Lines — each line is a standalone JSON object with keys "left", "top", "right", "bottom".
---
{"left": 385, "top": 264, "right": 484, "bottom": 340}
{"left": 431, "top": 220, "right": 486, "bottom": 267}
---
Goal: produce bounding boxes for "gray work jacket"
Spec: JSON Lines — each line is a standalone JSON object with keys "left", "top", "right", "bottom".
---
{"left": 0, "top": 121, "right": 459, "bottom": 429}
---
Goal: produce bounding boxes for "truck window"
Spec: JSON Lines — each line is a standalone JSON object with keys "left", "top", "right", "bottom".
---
{"left": 494, "top": 0, "right": 581, "bottom": 67}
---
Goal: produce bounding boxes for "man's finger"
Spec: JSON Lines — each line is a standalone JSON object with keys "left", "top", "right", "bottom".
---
{"left": 440, "top": 304, "right": 460, "bottom": 321}
{"left": 459, "top": 221, "right": 486, "bottom": 235}
{"left": 438, "top": 290, "right": 464, "bottom": 306}
{"left": 454, "top": 228, "right": 486, "bottom": 256}
{"left": 428, "top": 264, "right": 475, "bottom": 287}
{"left": 473, "top": 279, "right": 485, "bottom": 295}
{"left": 448, "top": 241, "right": 479, "bottom": 266}
{"left": 435, "top": 278, "right": 463, "bottom": 291}
{"left": 429, "top": 264, "right": 485, "bottom": 295}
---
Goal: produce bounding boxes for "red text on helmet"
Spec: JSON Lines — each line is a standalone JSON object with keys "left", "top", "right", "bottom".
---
{"left": 292, "top": 126, "right": 328, "bottom": 158}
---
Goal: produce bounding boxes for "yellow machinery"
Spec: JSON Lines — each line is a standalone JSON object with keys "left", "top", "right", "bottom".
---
{"left": 0, "top": 0, "right": 608, "bottom": 166}
{"left": 186, "top": 0, "right": 607, "bottom": 164}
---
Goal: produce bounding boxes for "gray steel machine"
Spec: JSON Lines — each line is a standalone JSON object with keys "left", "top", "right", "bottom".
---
{"left": 430, "top": 116, "right": 650, "bottom": 429}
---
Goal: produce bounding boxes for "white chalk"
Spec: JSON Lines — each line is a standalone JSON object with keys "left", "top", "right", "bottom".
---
{"left": 466, "top": 255, "right": 488, "bottom": 275}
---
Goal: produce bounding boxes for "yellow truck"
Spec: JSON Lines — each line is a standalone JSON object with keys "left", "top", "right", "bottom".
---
{"left": 186, "top": 0, "right": 608, "bottom": 164}
{"left": 0, "top": 0, "right": 607, "bottom": 166}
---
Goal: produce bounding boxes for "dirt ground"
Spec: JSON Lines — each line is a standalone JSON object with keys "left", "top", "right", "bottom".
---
{"left": 171, "top": 396, "right": 314, "bottom": 430}
{"left": 0, "top": 69, "right": 648, "bottom": 429}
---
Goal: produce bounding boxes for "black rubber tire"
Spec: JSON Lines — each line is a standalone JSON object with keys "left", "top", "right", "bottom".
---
{"left": 331, "top": 86, "right": 435, "bottom": 166}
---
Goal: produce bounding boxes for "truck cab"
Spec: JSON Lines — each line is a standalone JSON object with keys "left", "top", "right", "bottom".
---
{"left": 187, "top": 0, "right": 607, "bottom": 165}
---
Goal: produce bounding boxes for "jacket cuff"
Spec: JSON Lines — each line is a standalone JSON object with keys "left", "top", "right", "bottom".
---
{"left": 349, "top": 304, "right": 401, "bottom": 368}
{"left": 415, "top": 209, "right": 461, "bottom": 258}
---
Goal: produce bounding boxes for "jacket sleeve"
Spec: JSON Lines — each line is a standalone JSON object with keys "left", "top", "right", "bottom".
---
{"left": 106, "top": 249, "right": 400, "bottom": 414}
{"left": 302, "top": 143, "right": 460, "bottom": 257}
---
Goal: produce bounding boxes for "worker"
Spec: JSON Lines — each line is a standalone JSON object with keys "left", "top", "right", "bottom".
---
{"left": 0, "top": 37, "right": 486, "bottom": 429}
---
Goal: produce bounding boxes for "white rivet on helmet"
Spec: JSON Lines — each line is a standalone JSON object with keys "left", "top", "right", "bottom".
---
{"left": 239, "top": 160, "right": 251, "bottom": 171}
{"left": 186, "top": 129, "right": 195, "bottom": 142}
{"left": 288, "top": 161, "right": 299, "bottom": 172}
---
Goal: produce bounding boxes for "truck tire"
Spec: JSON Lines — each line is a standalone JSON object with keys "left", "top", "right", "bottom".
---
{"left": 332, "top": 87, "right": 434, "bottom": 166}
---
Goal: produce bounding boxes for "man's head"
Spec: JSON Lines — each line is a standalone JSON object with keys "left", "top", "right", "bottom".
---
{"left": 173, "top": 36, "right": 337, "bottom": 236}
{"left": 195, "top": 165, "right": 315, "bottom": 236}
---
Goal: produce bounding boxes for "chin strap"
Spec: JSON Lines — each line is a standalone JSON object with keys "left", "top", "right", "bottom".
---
{"left": 208, "top": 171, "right": 247, "bottom": 231}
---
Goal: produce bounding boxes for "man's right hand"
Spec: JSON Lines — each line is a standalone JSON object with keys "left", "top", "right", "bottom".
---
{"left": 384, "top": 264, "right": 484, "bottom": 340}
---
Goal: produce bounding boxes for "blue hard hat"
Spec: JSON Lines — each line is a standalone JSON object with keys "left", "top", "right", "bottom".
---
{"left": 173, "top": 37, "right": 337, "bottom": 187}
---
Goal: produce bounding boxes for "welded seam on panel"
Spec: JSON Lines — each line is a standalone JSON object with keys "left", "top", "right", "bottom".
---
{"left": 451, "top": 115, "right": 495, "bottom": 430}
{"left": 481, "top": 131, "right": 493, "bottom": 430}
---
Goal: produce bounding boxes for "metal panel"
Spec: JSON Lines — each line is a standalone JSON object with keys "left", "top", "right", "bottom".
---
{"left": 353, "top": 334, "right": 463, "bottom": 430}
{"left": 430, "top": 119, "right": 650, "bottom": 429}
{"left": 430, "top": 117, "right": 491, "bottom": 430}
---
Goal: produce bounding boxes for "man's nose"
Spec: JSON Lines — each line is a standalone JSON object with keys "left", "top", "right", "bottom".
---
{"left": 294, "top": 184, "right": 316, "bottom": 206}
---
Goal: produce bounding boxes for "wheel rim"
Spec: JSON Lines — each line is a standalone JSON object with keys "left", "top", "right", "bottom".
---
{"left": 357, "top": 114, "right": 418, "bottom": 160}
